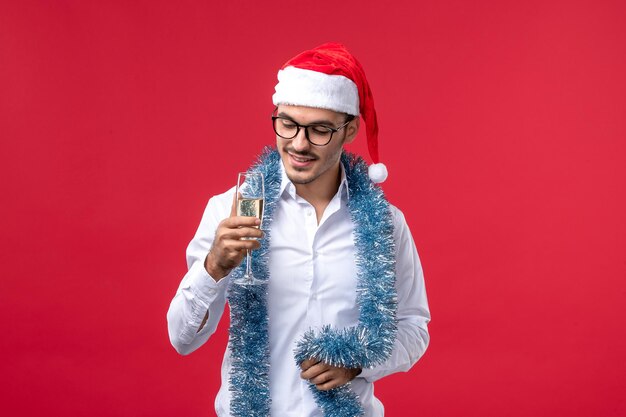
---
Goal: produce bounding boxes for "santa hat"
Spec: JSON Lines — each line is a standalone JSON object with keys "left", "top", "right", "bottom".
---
{"left": 272, "top": 42, "right": 388, "bottom": 183}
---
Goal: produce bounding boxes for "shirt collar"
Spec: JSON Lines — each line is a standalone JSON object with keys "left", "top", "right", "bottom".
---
{"left": 279, "top": 160, "right": 350, "bottom": 202}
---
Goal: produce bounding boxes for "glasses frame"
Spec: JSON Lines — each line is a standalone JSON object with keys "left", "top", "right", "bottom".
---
{"left": 271, "top": 110, "right": 354, "bottom": 146}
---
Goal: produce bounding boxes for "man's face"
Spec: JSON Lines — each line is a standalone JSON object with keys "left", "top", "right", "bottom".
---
{"left": 275, "top": 105, "right": 358, "bottom": 187}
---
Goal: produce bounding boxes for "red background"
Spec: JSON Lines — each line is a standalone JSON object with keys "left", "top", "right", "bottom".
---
{"left": 1, "top": 0, "right": 625, "bottom": 416}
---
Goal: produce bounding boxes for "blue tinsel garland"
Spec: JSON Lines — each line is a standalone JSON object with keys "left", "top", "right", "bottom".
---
{"left": 227, "top": 147, "right": 397, "bottom": 417}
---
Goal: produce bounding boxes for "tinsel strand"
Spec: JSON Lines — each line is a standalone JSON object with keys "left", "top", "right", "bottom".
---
{"left": 228, "top": 148, "right": 397, "bottom": 417}
{"left": 227, "top": 148, "right": 281, "bottom": 417}
{"left": 294, "top": 153, "right": 397, "bottom": 416}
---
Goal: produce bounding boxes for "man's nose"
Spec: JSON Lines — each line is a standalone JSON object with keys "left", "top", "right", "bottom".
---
{"left": 291, "top": 127, "right": 310, "bottom": 151}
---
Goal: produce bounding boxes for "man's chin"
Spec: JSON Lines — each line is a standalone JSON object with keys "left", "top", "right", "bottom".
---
{"left": 286, "top": 169, "right": 316, "bottom": 185}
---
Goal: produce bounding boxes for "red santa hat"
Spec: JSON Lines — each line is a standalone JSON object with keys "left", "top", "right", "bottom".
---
{"left": 272, "top": 42, "right": 388, "bottom": 183}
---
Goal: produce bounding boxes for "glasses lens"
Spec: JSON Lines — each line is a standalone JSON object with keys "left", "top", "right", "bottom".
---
{"left": 307, "top": 126, "right": 333, "bottom": 145}
{"left": 274, "top": 118, "right": 298, "bottom": 139}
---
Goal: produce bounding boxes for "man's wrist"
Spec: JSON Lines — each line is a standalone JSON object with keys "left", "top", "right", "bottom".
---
{"left": 204, "top": 253, "right": 228, "bottom": 281}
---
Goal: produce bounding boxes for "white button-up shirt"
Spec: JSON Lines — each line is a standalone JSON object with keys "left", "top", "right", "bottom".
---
{"left": 167, "top": 163, "right": 430, "bottom": 416}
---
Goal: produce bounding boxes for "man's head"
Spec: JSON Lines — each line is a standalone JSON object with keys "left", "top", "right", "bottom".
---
{"left": 272, "top": 43, "right": 387, "bottom": 183}
{"left": 273, "top": 104, "right": 359, "bottom": 187}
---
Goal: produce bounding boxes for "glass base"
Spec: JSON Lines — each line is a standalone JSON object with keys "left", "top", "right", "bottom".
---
{"left": 232, "top": 275, "right": 264, "bottom": 286}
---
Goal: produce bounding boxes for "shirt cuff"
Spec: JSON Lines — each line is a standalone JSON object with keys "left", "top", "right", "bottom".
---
{"left": 177, "top": 260, "right": 229, "bottom": 344}
{"left": 187, "top": 259, "right": 229, "bottom": 304}
{"left": 358, "top": 366, "right": 382, "bottom": 383}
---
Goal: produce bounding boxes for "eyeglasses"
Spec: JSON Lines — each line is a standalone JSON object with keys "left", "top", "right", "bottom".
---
{"left": 271, "top": 113, "right": 354, "bottom": 146}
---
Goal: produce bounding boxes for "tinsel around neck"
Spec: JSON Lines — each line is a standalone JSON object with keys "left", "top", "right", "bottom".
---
{"left": 227, "top": 147, "right": 397, "bottom": 417}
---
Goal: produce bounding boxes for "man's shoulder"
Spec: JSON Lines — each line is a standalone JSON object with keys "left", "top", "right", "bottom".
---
{"left": 386, "top": 202, "right": 416, "bottom": 244}
{"left": 201, "top": 185, "right": 236, "bottom": 219}
{"left": 388, "top": 202, "right": 407, "bottom": 226}
{"left": 208, "top": 185, "right": 236, "bottom": 205}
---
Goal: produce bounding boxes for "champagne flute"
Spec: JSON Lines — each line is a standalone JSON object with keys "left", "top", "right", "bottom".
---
{"left": 233, "top": 172, "right": 264, "bottom": 286}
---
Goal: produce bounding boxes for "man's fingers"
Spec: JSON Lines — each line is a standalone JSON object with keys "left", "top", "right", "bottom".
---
{"left": 313, "top": 369, "right": 353, "bottom": 391}
{"left": 219, "top": 226, "right": 264, "bottom": 241}
{"left": 316, "top": 379, "right": 341, "bottom": 391}
{"left": 300, "top": 362, "right": 328, "bottom": 380}
{"left": 222, "top": 215, "right": 262, "bottom": 229}
{"left": 300, "top": 362, "right": 361, "bottom": 391}
{"left": 300, "top": 359, "right": 317, "bottom": 371}
{"left": 215, "top": 240, "right": 259, "bottom": 267}
{"left": 230, "top": 192, "right": 238, "bottom": 217}
{"left": 309, "top": 370, "right": 333, "bottom": 386}
{"left": 222, "top": 237, "right": 262, "bottom": 252}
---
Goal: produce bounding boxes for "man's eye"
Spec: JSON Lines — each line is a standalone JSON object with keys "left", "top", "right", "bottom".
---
{"left": 311, "top": 126, "right": 331, "bottom": 135}
{"left": 281, "top": 120, "right": 297, "bottom": 129}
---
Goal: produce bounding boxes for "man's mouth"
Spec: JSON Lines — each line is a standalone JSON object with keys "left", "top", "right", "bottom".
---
{"left": 287, "top": 151, "right": 316, "bottom": 167}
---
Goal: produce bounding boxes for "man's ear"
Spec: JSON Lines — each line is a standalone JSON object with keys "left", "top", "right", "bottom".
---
{"left": 344, "top": 117, "right": 360, "bottom": 145}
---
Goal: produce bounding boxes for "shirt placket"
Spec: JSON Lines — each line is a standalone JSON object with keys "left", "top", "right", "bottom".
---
{"left": 301, "top": 202, "right": 322, "bottom": 329}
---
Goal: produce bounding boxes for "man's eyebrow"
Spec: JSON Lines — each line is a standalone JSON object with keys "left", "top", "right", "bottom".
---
{"left": 277, "top": 112, "right": 336, "bottom": 126}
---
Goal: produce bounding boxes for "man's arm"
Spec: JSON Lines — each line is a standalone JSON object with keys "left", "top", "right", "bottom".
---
{"left": 358, "top": 206, "right": 431, "bottom": 382}
{"left": 298, "top": 206, "right": 430, "bottom": 388}
{"left": 166, "top": 188, "right": 262, "bottom": 354}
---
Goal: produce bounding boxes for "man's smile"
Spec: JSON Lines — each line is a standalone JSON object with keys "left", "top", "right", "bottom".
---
{"left": 287, "top": 151, "right": 317, "bottom": 168}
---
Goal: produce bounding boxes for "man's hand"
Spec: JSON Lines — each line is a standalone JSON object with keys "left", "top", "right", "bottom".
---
{"left": 204, "top": 194, "right": 263, "bottom": 280}
{"left": 300, "top": 359, "right": 362, "bottom": 391}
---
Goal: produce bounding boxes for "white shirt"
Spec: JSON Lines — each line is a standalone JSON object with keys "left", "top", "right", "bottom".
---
{"left": 167, "top": 163, "right": 430, "bottom": 416}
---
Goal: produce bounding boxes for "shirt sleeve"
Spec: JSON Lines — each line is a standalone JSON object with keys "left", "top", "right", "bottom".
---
{"left": 166, "top": 187, "right": 235, "bottom": 355}
{"left": 359, "top": 205, "right": 431, "bottom": 382}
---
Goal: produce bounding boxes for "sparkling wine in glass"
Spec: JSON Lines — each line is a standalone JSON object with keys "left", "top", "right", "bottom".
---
{"left": 233, "top": 172, "right": 264, "bottom": 286}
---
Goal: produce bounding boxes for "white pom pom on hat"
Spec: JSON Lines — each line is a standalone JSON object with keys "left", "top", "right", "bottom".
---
{"left": 368, "top": 163, "right": 388, "bottom": 184}
{"left": 272, "top": 42, "right": 388, "bottom": 183}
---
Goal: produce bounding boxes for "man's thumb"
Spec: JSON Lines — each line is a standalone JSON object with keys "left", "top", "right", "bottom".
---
{"left": 230, "top": 191, "right": 239, "bottom": 217}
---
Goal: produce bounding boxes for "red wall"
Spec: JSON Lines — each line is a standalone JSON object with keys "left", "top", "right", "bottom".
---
{"left": 1, "top": 1, "right": 624, "bottom": 416}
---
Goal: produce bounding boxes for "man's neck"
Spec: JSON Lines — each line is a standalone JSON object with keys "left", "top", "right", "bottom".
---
{"left": 294, "top": 165, "right": 342, "bottom": 224}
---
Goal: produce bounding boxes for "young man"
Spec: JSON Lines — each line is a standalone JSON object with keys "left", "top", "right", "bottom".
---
{"left": 167, "top": 43, "right": 430, "bottom": 417}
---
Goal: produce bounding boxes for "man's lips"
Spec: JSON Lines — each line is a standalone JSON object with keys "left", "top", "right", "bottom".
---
{"left": 288, "top": 152, "right": 316, "bottom": 167}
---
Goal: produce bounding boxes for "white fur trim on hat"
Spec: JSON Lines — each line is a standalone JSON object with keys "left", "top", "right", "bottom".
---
{"left": 368, "top": 163, "right": 388, "bottom": 183}
{"left": 272, "top": 66, "right": 360, "bottom": 115}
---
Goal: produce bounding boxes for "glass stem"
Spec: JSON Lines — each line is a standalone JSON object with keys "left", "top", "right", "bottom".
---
{"left": 245, "top": 249, "right": 252, "bottom": 279}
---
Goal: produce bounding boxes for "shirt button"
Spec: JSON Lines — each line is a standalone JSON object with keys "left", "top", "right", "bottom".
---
{"left": 307, "top": 210, "right": 313, "bottom": 216}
